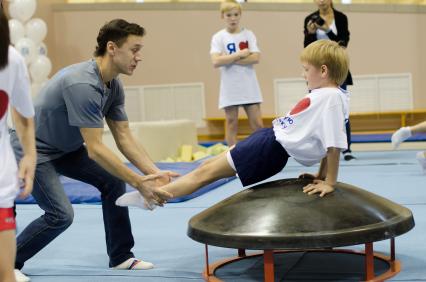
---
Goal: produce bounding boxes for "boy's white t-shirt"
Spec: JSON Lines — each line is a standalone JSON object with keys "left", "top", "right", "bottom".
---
{"left": 0, "top": 46, "right": 34, "bottom": 208}
{"left": 273, "top": 87, "right": 349, "bottom": 166}
{"left": 210, "top": 28, "right": 263, "bottom": 109}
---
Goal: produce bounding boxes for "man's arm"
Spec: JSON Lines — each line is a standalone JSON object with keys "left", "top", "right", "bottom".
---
{"left": 106, "top": 119, "right": 159, "bottom": 175}
{"left": 106, "top": 119, "right": 179, "bottom": 184}
{"left": 80, "top": 127, "right": 172, "bottom": 203}
{"left": 11, "top": 109, "right": 36, "bottom": 198}
{"left": 303, "top": 147, "right": 340, "bottom": 197}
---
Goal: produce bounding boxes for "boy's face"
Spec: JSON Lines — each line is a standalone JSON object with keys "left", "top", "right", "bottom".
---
{"left": 301, "top": 61, "right": 325, "bottom": 90}
{"left": 110, "top": 35, "right": 144, "bottom": 76}
{"left": 222, "top": 8, "right": 241, "bottom": 32}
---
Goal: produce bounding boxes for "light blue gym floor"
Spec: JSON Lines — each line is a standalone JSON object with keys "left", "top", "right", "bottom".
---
{"left": 15, "top": 149, "right": 426, "bottom": 281}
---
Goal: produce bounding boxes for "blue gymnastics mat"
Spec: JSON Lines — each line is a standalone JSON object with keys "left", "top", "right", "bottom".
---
{"left": 352, "top": 132, "right": 426, "bottom": 143}
{"left": 15, "top": 160, "right": 236, "bottom": 204}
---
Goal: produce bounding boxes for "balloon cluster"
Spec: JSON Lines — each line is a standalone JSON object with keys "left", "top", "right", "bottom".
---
{"left": 8, "top": 0, "right": 51, "bottom": 97}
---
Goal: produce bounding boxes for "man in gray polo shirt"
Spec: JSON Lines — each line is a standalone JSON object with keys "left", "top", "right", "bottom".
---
{"left": 11, "top": 19, "right": 176, "bottom": 281}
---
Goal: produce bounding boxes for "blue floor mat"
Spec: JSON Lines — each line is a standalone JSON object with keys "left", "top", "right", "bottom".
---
{"left": 15, "top": 160, "right": 236, "bottom": 204}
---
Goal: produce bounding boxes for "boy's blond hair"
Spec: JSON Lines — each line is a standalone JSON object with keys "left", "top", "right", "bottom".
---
{"left": 220, "top": 0, "right": 242, "bottom": 15}
{"left": 300, "top": 40, "right": 349, "bottom": 86}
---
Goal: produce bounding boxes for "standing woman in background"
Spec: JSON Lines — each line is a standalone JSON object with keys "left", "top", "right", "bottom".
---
{"left": 210, "top": 0, "right": 263, "bottom": 147}
{"left": 0, "top": 3, "right": 36, "bottom": 282}
{"left": 304, "top": 0, "right": 355, "bottom": 161}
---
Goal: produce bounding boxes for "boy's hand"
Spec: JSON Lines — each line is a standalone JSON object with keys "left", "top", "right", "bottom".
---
{"left": 303, "top": 179, "right": 335, "bottom": 197}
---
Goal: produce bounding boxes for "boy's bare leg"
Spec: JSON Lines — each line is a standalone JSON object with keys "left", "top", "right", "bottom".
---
{"left": 224, "top": 106, "right": 239, "bottom": 147}
{"left": 116, "top": 152, "right": 236, "bottom": 209}
{"left": 243, "top": 103, "right": 263, "bottom": 131}
{"left": 162, "top": 152, "right": 236, "bottom": 198}
{"left": 0, "top": 230, "right": 16, "bottom": 282}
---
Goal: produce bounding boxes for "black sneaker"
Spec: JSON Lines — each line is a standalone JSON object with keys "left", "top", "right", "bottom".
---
{"left": 343, "top": 152, "right": 356, "bottom": 161}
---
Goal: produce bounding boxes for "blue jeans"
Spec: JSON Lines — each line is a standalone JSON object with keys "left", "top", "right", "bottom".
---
{"left": 15, "top": 146, "right": 134, "bottom": 269}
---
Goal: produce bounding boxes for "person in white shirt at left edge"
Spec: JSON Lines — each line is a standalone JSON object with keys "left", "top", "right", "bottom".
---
{"left": 0, "top": 5, "right": 36, "bottom": 282}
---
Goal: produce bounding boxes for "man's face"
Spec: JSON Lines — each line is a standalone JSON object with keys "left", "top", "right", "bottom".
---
{"left": 111, "top": 35, "right": 144, "bottom": 76}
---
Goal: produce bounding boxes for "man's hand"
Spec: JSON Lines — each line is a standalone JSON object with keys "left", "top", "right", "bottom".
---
{"left": 135, "top": 173, "right": 174, "bottom": 206}
{"left": 302, "top": 179, "right": 334, "bottom": 197}
{"left": 154, "top": 170, "right": 180, "bottom": 186}
{"left": 17, "top": 154, "right": 36, "bottom": 199}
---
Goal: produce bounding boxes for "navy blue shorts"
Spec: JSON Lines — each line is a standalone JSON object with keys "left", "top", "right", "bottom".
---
{"left": 230, "top": 127, "right": 290, "bottom": 187}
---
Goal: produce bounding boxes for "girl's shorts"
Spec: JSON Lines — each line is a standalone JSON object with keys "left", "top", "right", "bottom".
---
{"left": 0, "top": 208, "right": 16, "bottom": 231}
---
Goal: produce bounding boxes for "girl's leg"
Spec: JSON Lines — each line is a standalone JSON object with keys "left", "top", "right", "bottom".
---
{"left": 243, "top": 103, "right": 263, "bottom": 131}
{"left": 224, "top": 106, "right": 239, "bottom": 147}
{"left": 0, "top": 230, "right": 16, "bottom": 282}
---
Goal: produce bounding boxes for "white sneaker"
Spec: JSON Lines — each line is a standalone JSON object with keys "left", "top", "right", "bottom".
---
{"left": 14, "top": 269, "right": 30, "bottom": 282}
{"left": 416, "top": 151, "right": 426, "bottom": 174}
{"left": 115, "top": 191, "right": 156, "bottom": 210}
{"left": 391, "top": 127, "right": 412, "bottom": 149}
{"left": 112, "top": 258, "right": 154, "bottom": 270}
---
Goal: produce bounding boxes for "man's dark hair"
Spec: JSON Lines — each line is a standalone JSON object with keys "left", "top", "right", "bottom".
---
{"left": 94, "top": 19, "right": 145, "bottom": 57}
{"left": 0, "top": 5, "right": 10, "bottom": 70}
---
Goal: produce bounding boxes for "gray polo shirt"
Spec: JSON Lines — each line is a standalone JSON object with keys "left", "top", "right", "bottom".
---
{"left": 12, "top": 60, "right": 127, "bottom": 164}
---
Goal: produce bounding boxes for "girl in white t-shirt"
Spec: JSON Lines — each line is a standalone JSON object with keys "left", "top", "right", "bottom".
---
{"left": 210, "top": 0, "right": 263, "bottom": 147}
{"left": 117, "top": 40, "right": 350, "bottom": 210}
{"left": 0, "top": 8, "right": 36, "bottom": 282}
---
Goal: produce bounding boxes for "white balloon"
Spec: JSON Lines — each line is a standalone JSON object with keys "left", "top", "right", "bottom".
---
{"left": 8, "top": 19, "right": 25, "bottom": 45}
{"left": 15, "top": 37, "right": 37, "bottom": 65}
{"left": 8, "top": 0, "right": 37, "bottom": 22}
{"left": 29, "top": 55, "right": 52, "bottom": 83}
{"left": 36, "top": 42, "right": 48, "bottom": 56}
{"left": 25, "top": 18, "right": 47, "bottom": 44}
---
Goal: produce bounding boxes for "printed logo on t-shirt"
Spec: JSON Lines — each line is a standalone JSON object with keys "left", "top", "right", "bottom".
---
{"left": 226, "top": 41, "right": 249, "bottom": 54}
{"left": 273, "top": 116, "right": 294, "bottom": 129}
{"left": 290, "top": 97, "right": 311, "bottom": 115}
{"left": 0, "top": 90, "right": 9, "bottom": 120}
{"left": 239, "top": 41, "right": 249, "bottom": 50}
